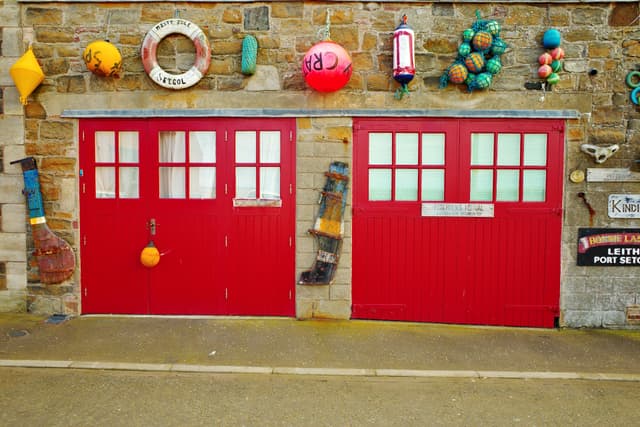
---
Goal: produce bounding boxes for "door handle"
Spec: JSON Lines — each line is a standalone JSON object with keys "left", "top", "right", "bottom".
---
{"left": 147, "top": 218, "right": 156, "bottom": 236}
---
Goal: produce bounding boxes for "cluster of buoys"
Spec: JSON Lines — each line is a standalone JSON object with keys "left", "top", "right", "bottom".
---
{"left": 440, "top": 11, "right": 508, "bottom": 92}
{"left": 538, "top": 29, "right": 564, "bottom": 86}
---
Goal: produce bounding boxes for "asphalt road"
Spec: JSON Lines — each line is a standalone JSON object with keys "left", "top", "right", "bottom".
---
{"left": 1, "top": 367, "right": 638, "bottom": 426}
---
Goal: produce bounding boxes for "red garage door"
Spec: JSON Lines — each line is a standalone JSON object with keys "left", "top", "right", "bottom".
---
{"left": 79, "top": 118, "right": 296, "bottom": 316}
{"left": 352, "top": 118, "right": 563, "bottom": 328}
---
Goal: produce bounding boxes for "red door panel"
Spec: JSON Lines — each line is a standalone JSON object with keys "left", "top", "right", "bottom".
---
{"left": 80, "top": 118, "right": 295, "bottom": 316}
{"left": 352, "top": 118, "right": 563, "bottom": 328}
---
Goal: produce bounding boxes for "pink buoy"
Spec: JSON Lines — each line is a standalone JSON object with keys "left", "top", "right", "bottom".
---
{"left": 302, "top": 40, "right": 353, "bottom": 92}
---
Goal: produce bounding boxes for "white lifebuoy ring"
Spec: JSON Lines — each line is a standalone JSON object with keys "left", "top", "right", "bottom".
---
{"left": 141, "top": 19, "right": 211, "bottom": 90}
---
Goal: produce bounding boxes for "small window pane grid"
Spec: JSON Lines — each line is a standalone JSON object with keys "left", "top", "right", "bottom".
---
{"left": 235, "top": 131, "right": 281, "bottom": 200}
{"left": 158, "top": 131, "right": 216, "bottom": 199}
{"left": 470, "top": 132, "right": 547, "bottom": 202}
{"left": 95, "top": 131, "right": 140, "bottom": 199}
{"left": 368, "top": 132, "right": 445, "bottom": 202}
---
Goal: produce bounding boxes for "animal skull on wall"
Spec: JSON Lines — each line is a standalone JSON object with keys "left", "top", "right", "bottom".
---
{"left": 580, "top": 144, "right": 620, "bottom": 164}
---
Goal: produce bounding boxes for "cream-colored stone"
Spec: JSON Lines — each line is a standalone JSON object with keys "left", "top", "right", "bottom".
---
{"left": 245, "top": 66, "right": 281, "bottom": 91}
{"left": 0, "top": 116, "right": 24, "bottom": 146}
{"left": 0, "top": 233, "right": 27, "bottom": 262}
{"left": 2, "top": 27, "right": 23, "bottom": 57}
{"left": 0, "top": 290, "right": 27, "bottom": 312}
{"left": 314, "top": 299, "right": 351, "bottom": 319}
{"left": 1, "top": 204, "right": 26, "bottom": 233}
{"left": 2, "top": 145, "right": 26, "bottom": 174}
{"left": 0, "top": 175, "right": 26, "bottom": 204}
{"left": 6, "top": 262, "right": 27, "bottom": 290}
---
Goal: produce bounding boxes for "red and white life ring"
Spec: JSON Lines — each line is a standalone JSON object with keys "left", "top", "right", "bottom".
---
{"left": 141, "top": 19, "right": 211, "bottom": 90}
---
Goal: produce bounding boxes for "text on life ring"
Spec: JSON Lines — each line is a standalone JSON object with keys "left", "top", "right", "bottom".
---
{"left": 141, "top": 19, "right": 211, "bottom": 90}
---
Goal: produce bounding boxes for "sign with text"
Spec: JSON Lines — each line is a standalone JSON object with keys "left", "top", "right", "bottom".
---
{"left": 577, "top": 228, "right": 640, "bottom": 266}
{"left": 608, "top": 194, "right": 640, "bottom": 218}
{"left": 421, "top": 203, "right": 494, "bottom": 218}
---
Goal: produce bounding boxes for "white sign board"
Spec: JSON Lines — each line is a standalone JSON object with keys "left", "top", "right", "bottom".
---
{"left": 421, "top": 203, "right": 494, "bottom": 218}
{"left": 608, "top": 194, "right": 640, "bottom": 218}
{"left": 587, "top": 168, "right": 640, "bottom": 182}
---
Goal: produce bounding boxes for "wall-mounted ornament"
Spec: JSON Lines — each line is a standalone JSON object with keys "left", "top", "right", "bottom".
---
{"left": 302, "top": 10, "right": 352, "bottom": 92}
{"left": 9, "top": 47, "right": 45, "bottom": 105}
{"left": 580, "top": 143, "right": 620, "bottom": 164}
{"left": 141, "top": 18, "right": 211, "bottom": 90}
{"left": 241, "top": 35, "right": 258, "bottom": 76}
{"left": 10, "top": 157, "right": 75, "bottom": 284}
{"left": 625, "top": 70, "right": 640, "bottom": 105}
{"left": 299, "top": 162, "right": 349, "bottom": 285}
{"left": 83, "top": 40, "right": 122, "bottom": 77}
{"left": 440, "top": 11, "right": 507, "bottom": 92}
{"left": 538, "top": 29, "right": 563, "bottom": 87}
{"left": 393, "top": 15, "right": 415, "bottom": 99}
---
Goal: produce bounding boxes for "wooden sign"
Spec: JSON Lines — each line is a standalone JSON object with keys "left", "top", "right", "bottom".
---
{"left": 608, "top": 194, "right": 640, "bottom": 218}
{"left": 586, "top": 168, "right": 640, "bottom": 182}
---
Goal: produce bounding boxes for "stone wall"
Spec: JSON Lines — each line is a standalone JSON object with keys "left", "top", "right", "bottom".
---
{"left": 0, "top": 1, "right": 639, "bottom": 326}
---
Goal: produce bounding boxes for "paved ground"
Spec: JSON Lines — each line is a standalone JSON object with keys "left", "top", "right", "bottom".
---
{"left": 1, "top": 313, "right": 639, "bottom": 379}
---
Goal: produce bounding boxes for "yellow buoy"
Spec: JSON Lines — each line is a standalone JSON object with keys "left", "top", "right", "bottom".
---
{"left": 9, "top": 47, "right": 45, "bottom": 105}
{"left": 83, "top": 40, "right": 122, "bottom": 77}
{"left": 140, "top": 241, "right": 160, "bottom": 268}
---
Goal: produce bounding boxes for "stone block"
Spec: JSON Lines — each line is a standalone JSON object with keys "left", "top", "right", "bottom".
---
{"left": 561, "top": 309, "right": 603, "bottom": 328}
{"left": 6, "top": 262, "right": 27, "bottom": 290}
{"left": 296, "top": 299, "right": 315, "bottom": 319}
{"left": 1, "top": 204, "right": 26, "bottom": 233}
{"left": 0, "top": 290, "right": 27, "bottom": 312}
{"left": 314, "top": 299, "right": 351, "bottom": 319}
{"left": 0, "top": 232, "right": 27, "bottom": 262}
{"left": 28, "top": 295, "right": 62, "bottom": 315}
{"left": 329, "top": 284, "right": 351, "bottom": 300}
{"left": 0, "top": 175, "right": 26, "bottom": 204}
{"left": 2, "top": 28, "right": 23, "bottom": 58}
{"left": 296, "top": 283, "right": 329, "bottom": 299}
{"left": 245, "top": 66, "right": 281, "bottom": 91}
{"left": 0, "top": 116, "right": 25, "bottom": 146}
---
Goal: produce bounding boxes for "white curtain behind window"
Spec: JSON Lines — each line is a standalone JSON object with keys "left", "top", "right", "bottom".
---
{"left": 159, "top": 132, "right": 186, "bottom": 198}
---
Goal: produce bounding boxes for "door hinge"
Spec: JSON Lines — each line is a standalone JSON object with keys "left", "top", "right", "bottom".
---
{"left": 82, "top": 183, "right": 86, "bottom": 194}
{"left": 290, "top": 131, "right": 293, "bottom": 142}
{"left": 225, "top": 183, "right": 228, "bottom": 195}
{"left": 290, "top": 183, "right": 293, "bottom": 195}
{"left": 82, "top": 131, "right": 85, "bottom": 142}
{"left": 225, "top": 130, "right": 228, "bottom": 142}
{"left": 289, "top": 236, "right": 292, "bottom": 248}
{"left": 225, "top": 235, "right": 228, "bottom": 248}
{"left": 83, "top": 235, "right": 87, "bottom": 246}
{"left": 225, "top": 288, "right": 228, "bottom": 300}
{"left": 84, "top": 288, "right": 87, "bottom": 297}
{"left": 289, "top": 290, "right": 292, "bottom": 300}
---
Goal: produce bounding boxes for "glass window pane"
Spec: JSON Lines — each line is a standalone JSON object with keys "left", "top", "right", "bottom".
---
{"left": 421, "top": 169, "right": 444, "bottom": 201}
{"left": 260, "top": 167, "right": 280, "bottom": 199}
{"left": 236, "top": 131, "right": 256, "bottom": 163}
{"left": 159, "top": 132, "right": 185, "bottom": 163}
{"left": 422, "top": 133, "right": 445, "bottom": 165}
{"left": 236, "top": 167, "right": 256, "bottom": 198}
{"left": 119, "top": 132, "right": 139, "bottom": 163}
{"left": 496, "top": 170, "right": 519, "bottom": 201}
{"left": 95, "top": 132, "right": 115, "bottom": 163}
{"left": 523, "top": 134, "right": 547, "bottom": 166}
{"left": 260, "top": 131, "right": 281, "bottom": 163}
{"left": 159, "top": 167, "right": 185, "bottom": 198}
{"left": 95, "top": 167, "right": 115, "bottom": 198}
{"left": 189, "top": 167, "right": 216, "bottom": 199}
{"left": 471, "top": 133, "right": 494, "bottom": 165}
{"left": 119, "top": 167, "right": 139, "bottom": 199}
{"left": 396, "top": 133, "right": 418, "bottom": 165}
{"left": 523, "top": 170, "right": 546, "bottom": 201}
{"left": 190, "top": 132, "right": 216, "bottom": 163}
{"left": 369, "top": 133, "right": 392, "bottom": 165}
{"left": 497, "top": 133, "right": 520, "bottom": 166}
{"left": 470, "top": 169, "right": 493, "bottom": 201}
{"left": 395, "top": 169, "right": 418, "bottom": 201}
{"left": 369, "top": 169, "right": 391, "bottom": 200}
